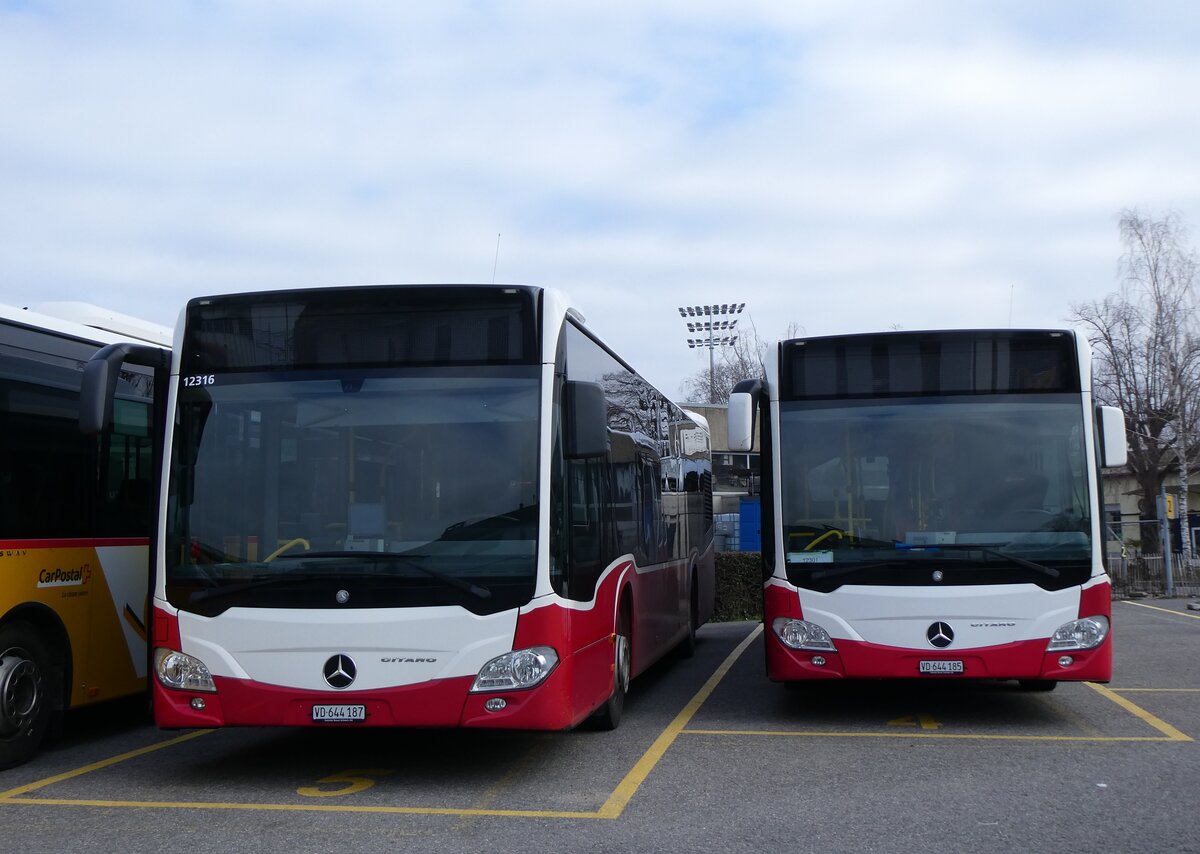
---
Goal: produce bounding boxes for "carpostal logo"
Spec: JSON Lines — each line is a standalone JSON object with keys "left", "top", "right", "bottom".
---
{"left": 37, "top": 563, "right": 92, "bottom": 588}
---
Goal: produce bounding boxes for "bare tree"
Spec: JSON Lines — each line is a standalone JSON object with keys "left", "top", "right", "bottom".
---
{"left": 679, "top": 318, "right": 802, "bottom": 404}
{"left": 1070, "top": 209, "right": 1200, "bottom": 553}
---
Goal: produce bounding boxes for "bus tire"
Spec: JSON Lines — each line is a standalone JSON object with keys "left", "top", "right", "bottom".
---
{"left": 1018, "top": 679, "right": 1058, "bottom": 692}
{"left": 678, "top": 569, "right": 698, "bottom": 659}
{"left": 593, "top": 600, "right": 631, "bottom": 731}
{"left": 0, "top": 623, "right": 53, "bottom": 770}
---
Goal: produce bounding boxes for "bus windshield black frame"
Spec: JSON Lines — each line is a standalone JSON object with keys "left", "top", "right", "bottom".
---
{"left": 775, "top": 330, "right": 1092, "bottom": 593}
{"left": 167, "top": 287, "right": 541, "bottom": 617}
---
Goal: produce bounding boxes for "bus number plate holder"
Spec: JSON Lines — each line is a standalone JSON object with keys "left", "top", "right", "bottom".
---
{"left": 918, "top": 660, "right": 964, "bottom": 674}
{"left": 312, "top": 704, "right": 366, "bottom": 722}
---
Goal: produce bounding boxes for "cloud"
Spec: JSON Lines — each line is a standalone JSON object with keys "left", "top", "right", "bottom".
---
{"left": 1, "top": 1, "right": 1198, "bottom": 396}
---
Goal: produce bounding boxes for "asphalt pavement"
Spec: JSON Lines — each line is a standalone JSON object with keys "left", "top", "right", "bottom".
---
{"left": 1, "top": 600, "right": 1197, "bottom": 853}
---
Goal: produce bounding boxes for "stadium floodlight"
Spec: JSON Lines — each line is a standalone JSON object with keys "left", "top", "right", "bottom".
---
{"left": 677, "top": 303, "right": 745, "bottom": 403}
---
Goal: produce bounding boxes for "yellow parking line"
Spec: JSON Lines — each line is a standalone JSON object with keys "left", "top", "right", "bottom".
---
{"left": 595, "top": 623, "right": 763, "bottom": 819}
{"left": 0, "top": 797, "right": 604, "bottom": 818}
{"left": 0, "top": 625, "right": 763, "bottom": 821}
{"left": 0, "top": 730, "right": 214, "bottom": 800}
{"left": 682, "top": 729, "right": 1178, "bottom": 742}
{"left": 1085, "top": 682, "right": 1193, "bottom": 741}
{"left": 1112, "top": 688, "right": 1200, "bottom": 693}
{"left": 1122, "top": 601, "right": 1200, "bottom": 620}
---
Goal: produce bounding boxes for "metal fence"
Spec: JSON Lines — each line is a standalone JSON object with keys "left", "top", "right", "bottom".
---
{"left": 1109, "top": 518, "right": 1200, "bottom": 598}
{"left": 1108, "top": 553, "right": 1200, "bottom": 598}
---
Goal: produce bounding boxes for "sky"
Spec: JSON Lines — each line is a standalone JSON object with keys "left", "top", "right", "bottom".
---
{"left": 2, "top": 0, "right": 1199, "bottom": 399}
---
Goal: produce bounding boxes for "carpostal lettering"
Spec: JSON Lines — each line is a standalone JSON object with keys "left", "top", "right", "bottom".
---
{"left": 37, "top": 564, "right": 91, "bottom": 588}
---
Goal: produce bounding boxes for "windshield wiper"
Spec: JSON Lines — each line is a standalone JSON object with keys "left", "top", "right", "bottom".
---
{"left": 188, "top": 570, "right": 355, "bottom": 603}
{"left": 808, "top": 560, "right": 916, "bottom": 581}
{"left": 273, "top": 552, "right": 492, "bottom": 599}
{"left": 932, "top": 545, "right": 1060, "bottom": 579}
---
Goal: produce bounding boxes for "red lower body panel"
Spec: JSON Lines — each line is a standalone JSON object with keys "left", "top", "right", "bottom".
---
{"left": 151, "top": 600, "right": 618, "bottom": 732}
{"left": 762, "top": 579, "right": 1113, "bottom": 683}
{"left": 765, "top": 631, "right": 1112, "bottom": 682}
{"left": 154, "top": 662, "right": 595, "bottom": 731}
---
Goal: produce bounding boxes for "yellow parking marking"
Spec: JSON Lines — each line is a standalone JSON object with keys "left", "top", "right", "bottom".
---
{"left": 0, "top": 797, "right": 607, "bottom": 818}
{"left": 1084, "top": 682, "right": 1192, "bottom": 741}
{"left": 0, "top": 625, "right": 763, "bottom": 820}
{"left": 683, "top": 730, "right": 1180, "bottom": 742}
{"left": 1122, "top": 601, "right": 1200, "bottom": 620}
{"left": 684, "top": 679, "right": 1193, "bottom": 743}
{"left": 886, "top": 714, "right": 942, "bottom": 731}
{"left": 595, "top": 623, "right": 763, "bottom": 819}
{"left": 1113, "top": 688, "right": 1200, "bottom": 693}
{"left": 0, "top": 730, "right": 213, "bottom": 800}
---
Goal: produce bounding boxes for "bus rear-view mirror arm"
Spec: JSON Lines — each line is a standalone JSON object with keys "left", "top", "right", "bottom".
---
{"left": 80, "top": 342, "right": 169, "bottom": 435}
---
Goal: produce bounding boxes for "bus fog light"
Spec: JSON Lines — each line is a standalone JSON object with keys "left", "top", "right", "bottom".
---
{"left": 484, "top": 698, "right": 507, "bottom": 712}
{"left": 1058, "top": 656, "right": 1074, "bottom": 667}
{"left": 190, "top": 697, "right": 207, "bottom": 710}
{"left": 811, "top": 655, "right": 827, "bottom": 667}
{"left": 1046, "top": 616, "right": 1109, "bottom": 651}
{"left": 772, "top": 617, "right": 836, "bottom": 651}
{"left": 154, "top": 648, "right": 216, "bottom": 692}
{"left": 470, "top": 647, "right": 559, "bottom": 692}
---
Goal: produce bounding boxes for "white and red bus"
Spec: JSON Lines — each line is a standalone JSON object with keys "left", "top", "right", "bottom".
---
{"left": 1, "top": 302, "right": 170, "bottom": 768}
{"left": 728, "top": 329, "right": 1126, "bottom": 689}
{"left": 83, "top": 285, "right": 714, "bottom": 731}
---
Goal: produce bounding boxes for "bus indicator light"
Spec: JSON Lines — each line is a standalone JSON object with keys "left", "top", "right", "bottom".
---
{"left": 484, "top": 698, "right": 506, "bottom": 712}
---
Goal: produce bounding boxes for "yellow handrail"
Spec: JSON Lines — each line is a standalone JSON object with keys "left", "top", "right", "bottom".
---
{"left": 264, "top": 538, "right": 311, "bottom": 562}
{"left": 805, "top": 529, "right": 844, "bottom": 551}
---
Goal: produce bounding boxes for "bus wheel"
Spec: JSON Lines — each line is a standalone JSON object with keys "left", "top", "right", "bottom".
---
{"left": 1018, "top": 679, "right": 1058, "bottom": 692}
{"left": 593, "top": 605, "right": 631, "bottom": 731}
{"left": 0, "top": 623, "right": 52, "bottom": 770}
{"left": 678, "top": 571, "right": 698, "bottom": 659}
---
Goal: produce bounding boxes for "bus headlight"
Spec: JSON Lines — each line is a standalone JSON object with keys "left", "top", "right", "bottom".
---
{"left": 1046, "top": 616, "right": 1110, "bottom": 651}
{"left": 154, "top": 648, "right": 216, "bottom": 692}
{"left": 772, "top": 618, "right": 837, "bottom": 652}
{"left": 470, "top": 647, "right": 559, "bottom": 692}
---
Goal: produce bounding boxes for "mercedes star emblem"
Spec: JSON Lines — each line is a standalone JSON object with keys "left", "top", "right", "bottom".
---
{"left": 323, "top": 654, "right": 357, "bottom": 689}
{"left": 926, "top": 622, "right": 955, "bottom": 649}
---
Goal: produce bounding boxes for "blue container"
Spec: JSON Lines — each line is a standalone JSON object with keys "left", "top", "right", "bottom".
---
{"left": 739, "top": 497, "right": 761, "bottom": 552}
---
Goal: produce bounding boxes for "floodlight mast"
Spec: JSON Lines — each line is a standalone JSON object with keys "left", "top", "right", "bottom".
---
{"left": 677, "top": 303, "right": 745, "bottom": 403}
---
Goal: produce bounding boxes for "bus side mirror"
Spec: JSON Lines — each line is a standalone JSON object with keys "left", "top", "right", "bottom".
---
{"left": 80, "top": 342, "right": 164, "bottom": 435}
{"left": 1097, "top": 405, "right": 1127, "bottom": 468}
{"left": 728, "top": 379, "right": 762, "bottom": 453}
{"left": 564, "top": 380, "right": 608, "bottom": 459}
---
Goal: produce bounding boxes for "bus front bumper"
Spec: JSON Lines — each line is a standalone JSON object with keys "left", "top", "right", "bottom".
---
{"left": 766, "top": 632, "right": 1113, "bottom": 683}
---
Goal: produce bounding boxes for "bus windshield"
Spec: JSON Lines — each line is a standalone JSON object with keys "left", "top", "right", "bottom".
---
{"left": 777, "top": 393, "right": 1092, "bottom": 591}
{"left": 166, "top": 367, "right": 540, "bottom": 616}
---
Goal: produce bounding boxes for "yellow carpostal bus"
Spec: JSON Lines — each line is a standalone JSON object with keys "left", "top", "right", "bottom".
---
{"left": 0, "top": 302, "right": 170, "bottom": 769}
